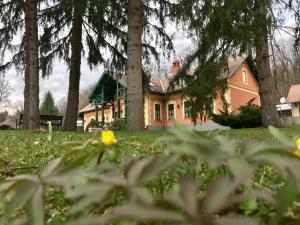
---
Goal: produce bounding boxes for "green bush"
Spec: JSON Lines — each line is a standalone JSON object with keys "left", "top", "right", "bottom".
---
{"left": 85, "top": 118, "right": 101, "bottom": 131}
{"left": 111, "top": 119, "right": 126, "bottom": 131}
{"left": 212, "top": 99, "right": 261, "bottom": 129}
{"left": 0, "top": 125, "right": 10, "bottom": 130}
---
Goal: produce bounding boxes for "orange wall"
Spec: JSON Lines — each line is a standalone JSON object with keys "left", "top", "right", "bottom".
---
{"left": 83, "top": 63, "right": 261, "bottom": 129}
{"left": 147, "top": 94, "right": 193, "bottom": 127}
{"left": 229, "top": 64, "right": 259, "bottom": 93}
{"left": 228, "top": 63, "right": 260, "bottom": 113}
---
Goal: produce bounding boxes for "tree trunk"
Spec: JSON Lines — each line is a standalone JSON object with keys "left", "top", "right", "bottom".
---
{"left": 23, "top": 66, "right": 29, "bottom": 129}
{"left": 255, "top": 0, "right": 281, "bottom": 127}
{"left": 126, "top": 0, "right": 144, "bottom": 131}
{"left": 24, "top": 0, "right": 40, "bottom": 131}
{"left": 62, "top": 2, "right": 83, "bottom": 131}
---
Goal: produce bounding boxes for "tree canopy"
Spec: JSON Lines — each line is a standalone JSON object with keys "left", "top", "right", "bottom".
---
{"left": 40, "top": 91, "right": 59, "bottom": 116}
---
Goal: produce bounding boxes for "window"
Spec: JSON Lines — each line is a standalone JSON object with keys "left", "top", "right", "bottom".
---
{"left": 184, "top": 101, "right": 191, "bottom": 118}
{"left": 168, "top": 104, "right": 175, "bottom": 120}
{"left": 242, "top": 69, "right": 248, "bottom": 84}
{"left": 155, "top": 104, "right": 161, "bottom": 120}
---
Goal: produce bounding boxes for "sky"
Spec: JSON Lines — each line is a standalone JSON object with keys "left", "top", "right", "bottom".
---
{"left": 4, "top": 31, "right": 192, "bottom": 110}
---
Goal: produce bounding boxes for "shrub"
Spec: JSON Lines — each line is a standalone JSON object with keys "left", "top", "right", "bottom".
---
{"left": 85, "top": 118, "right": 101, "bottom": 131}
{"left": 111, "top": 119, "right": 126, "bottom": 131}
{"left": 212, "top": 99, "right": 261, "bottom": 129}
{"left": 0, "top": 124, "right": 10, "bottom": 130}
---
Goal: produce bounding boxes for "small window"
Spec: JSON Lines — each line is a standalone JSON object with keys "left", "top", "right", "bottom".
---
{"left": 168, "top": 104, "right": 175, "bottom": 120}
{"left": 242, "top": 69, "right": 248, "bottom": 84}
{"left": 155, "top": 104, "right": 161, "bottom": 120}
{"left": 184, "top": 101, "right": 191, "bottom": 118}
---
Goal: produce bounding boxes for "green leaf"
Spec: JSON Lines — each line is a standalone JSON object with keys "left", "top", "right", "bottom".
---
{"left": 239, "top": 198, "right": 258, "bottom": 215}
{"left": 41, "top": 157, "right": 62, "bottom": 179}
{"left": 99, "top": 203, "right": 185, "bottom": 223}
{"left": 204, "top": 178, "right": 239, "bottom": 214}
{"left": 47, "top": 121, "right": 53, "bottom": 142}
{"left": 1, "top": 181, "right": 37, "bottom": 224}
{"left": 269, "top": 126, "right": 293, "bottom": 147}
{"left": 27, "top": 185, "right": 44, "bottom": 225}
{"left": 216, "top": 215, "right": 260, "bottom": 225}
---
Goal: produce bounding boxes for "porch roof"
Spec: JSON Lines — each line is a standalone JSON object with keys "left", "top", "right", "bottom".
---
{"left": 89, "top": 71, "right": 126, "bottom": 103}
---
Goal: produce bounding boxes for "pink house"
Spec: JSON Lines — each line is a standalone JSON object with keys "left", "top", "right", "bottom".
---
{"left": 80, "top": 56, "right": 260, "bottom": 131}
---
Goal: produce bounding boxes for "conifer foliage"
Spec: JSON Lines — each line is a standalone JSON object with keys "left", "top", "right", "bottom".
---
{"left": 0, "top": 0, "right": 40, "bottom": 131}
{"left": 40, "top": 91, "right": 59, "bottom": 116}
{"left": 171, "top": 0, "right": 299, "bottom": 127}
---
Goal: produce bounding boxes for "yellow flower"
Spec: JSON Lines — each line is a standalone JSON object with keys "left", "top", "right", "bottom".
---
{"left": 294, "top": 138, "right": 300, "bottom": 158}
{"left": 295, "top": 150, "right": 300, "bottom": 158}
{"left": 296, "top": 138, "right": 300, "bottom": 150}
{"left": 102, "top": 130, "right": 117, "bottom": 145}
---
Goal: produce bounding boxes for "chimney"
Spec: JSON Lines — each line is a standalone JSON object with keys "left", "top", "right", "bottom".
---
{"left": 172, "top": 60, "right": 181, "bottom": 76}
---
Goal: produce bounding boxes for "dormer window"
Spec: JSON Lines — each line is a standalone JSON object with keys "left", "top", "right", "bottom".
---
{"left": 242, "top": 69, "right": 248, "bottom": 84}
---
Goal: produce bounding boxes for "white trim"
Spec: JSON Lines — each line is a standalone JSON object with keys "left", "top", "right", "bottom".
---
{"left": 242, "top": 69, "right": 248, "bottom": 84}
{"left": 228, "top": 84, "right": 259, "bottom": 95}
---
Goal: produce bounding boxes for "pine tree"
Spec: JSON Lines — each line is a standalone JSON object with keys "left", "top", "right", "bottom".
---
{"left": 25, "top": 0, "right": 40, "bottom": 131}
{"left": 39, "top": 0, "right": 128, "bottom": 131}
{"left": 126, "top": 0, "right": 144, "bottom": 131}
{"left": 125, "top": 0, "right": 175, "bottom": 131}
{"left": 39, "top": 0, "right": 173, "bottom": 131}
{"left": 171, "top": 0, "right": 299, "bottom": 127}
{"left": 0, "top": 0, "right": 40, "bottom": 131}
{"left": 40, "top": 91, "right": 59, "bottom": 116}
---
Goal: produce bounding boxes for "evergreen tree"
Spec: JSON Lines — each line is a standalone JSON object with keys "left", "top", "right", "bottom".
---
{"left": 126, "top": 0, "right": 143, "bottom": 131}
{"left": 25, "top": 0, "right": 40, "bottom": 130}
{"left": 125, "top": 0, "right": 175, "bottom": 131}
{"left": 40, "top": 91, "right": 59, "bottom": 116}
{"left": 40, "top": 0, "right": 173, "bottom": 131}
{"left": 171, "top": 0, "right": 299, "bottom": 127}
{"left": 39, "top": 0, "right": 128, "bottom": 131}
{"left": 0, "top": 0, "right": 40, "bottom": 131}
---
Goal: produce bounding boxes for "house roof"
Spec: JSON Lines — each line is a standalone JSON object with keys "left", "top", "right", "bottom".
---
{"left": 79, "top": 104, "right": 96, "bottom": 113}
{"left": 0, "top": 118, "right": 15, "bottom": 127}
{"left": 226, "top": 55, "right": 247, "bottom": 78}
{"left": 150, "top": 55, "right": 247, "bottom": 94}
{"left": 79, "top": 56, "right": 249, "bottom": 113}
{"left": 287, "top": 84, "right": 300, "bottom": 103}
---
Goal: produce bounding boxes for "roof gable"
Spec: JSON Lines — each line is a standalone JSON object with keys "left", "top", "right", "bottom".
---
{"left": 287, "top": 84, "right": 300, "bottom": 103}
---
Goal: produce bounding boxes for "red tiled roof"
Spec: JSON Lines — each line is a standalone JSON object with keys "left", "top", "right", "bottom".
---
{"left": 287, "top": 84, "right": 300, "bottom": 103}
{"left": 79, "top": 104, "right": 96, "bottom": 113}
{"left": 149, "top": 56, "right": 247, "bottom": 94}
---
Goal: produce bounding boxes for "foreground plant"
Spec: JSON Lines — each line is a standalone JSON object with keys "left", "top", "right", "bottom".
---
{"left": 0, "top": 127, "right": 300, "bottom": 225}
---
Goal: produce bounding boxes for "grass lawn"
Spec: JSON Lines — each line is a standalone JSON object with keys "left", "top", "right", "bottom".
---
{"left": 1, "top": 126, "right": 300, "bottom": 172}
{"left": 1, "top": 126, "right": 300, "bottom": 224}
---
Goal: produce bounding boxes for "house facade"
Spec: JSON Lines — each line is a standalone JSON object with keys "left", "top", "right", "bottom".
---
{"left": 79, "top": 57, "right": 261, "bottom": 131}
{"left": 287, "top": 84, "right": 300, "bottom": 117}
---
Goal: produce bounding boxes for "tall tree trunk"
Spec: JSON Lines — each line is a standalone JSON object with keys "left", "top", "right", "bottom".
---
{"left": 255, "top": 0, "right": 281, "bottom": 127}
{"left": 23, "top": 66, "right": 29, "bottom": 129}
{"left": 126, "top": 0, "right": 144, "bottom": 131}
{"left": 25, "top": 0, "right": 40, "bottom": 131}
{"left": 62, "top": 2, "right": 83, "bottom": 131}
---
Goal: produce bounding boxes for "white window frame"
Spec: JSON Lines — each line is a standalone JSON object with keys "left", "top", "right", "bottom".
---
{"left": 242, "top": 69, "right": 248, "bottom": 84}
